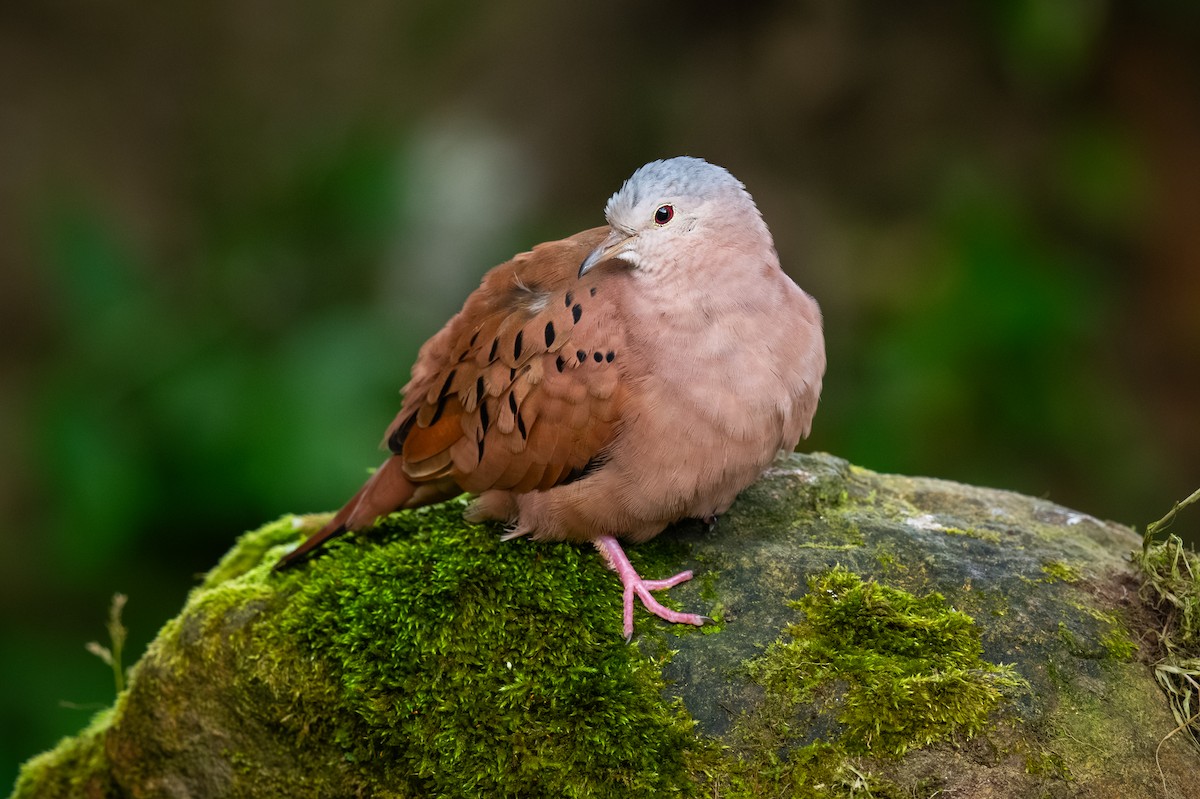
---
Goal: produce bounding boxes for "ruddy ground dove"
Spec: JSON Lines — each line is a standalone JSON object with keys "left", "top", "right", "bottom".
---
{"left": 276, "top": 156, "right": 826, "bottom": 639}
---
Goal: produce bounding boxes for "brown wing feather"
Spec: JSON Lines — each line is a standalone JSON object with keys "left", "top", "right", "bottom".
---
{"left": 386, "top": 226, "right": 628, "bottom": 497}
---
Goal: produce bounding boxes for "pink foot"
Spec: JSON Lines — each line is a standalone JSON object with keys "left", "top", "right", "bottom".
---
{"left": 594, "top": 535, "right": 708, "bottom": 640}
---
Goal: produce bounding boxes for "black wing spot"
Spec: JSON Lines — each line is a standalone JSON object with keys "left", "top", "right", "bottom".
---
{"left": 593, "top": 352, "right": 603, "bottom": 363}
{"left": 513, "top": 330, "right": 524, "bottom": 360}
{"left": 544, "top": 321, "right": 556, "bottom": 347}
{"left": 576, "top": 349, "right": 586, "bottom": 363}
{"left": 488, "top": 338, "right": 499, "bottom": 362}
{"left": 516, "top": 411, "right": 527, "bottom": 440}
{"left": 469, "top": 330, "right": 480, "bottom": 347}
{"left": 564, "top": 291, "right": 573, "bottom": 307}
{"left": 429, "top": 393, "right": 450, "bottom": 426}
{"left": 605, "top": 351, "right": 615, "bottom": 362}
{"left": 438, "top": 369, "right": 457, "bottom": 399}
{"left": 555, "top": 355, "right": 565, "bottom": 373}
{"left": 479, "top": 401, "right": 491, "bottom": 434}
{"left": 572, "top": 304, "right": 583, "bottom": 323}
{"left": 509, "top": 367, "right": 517, "bottom": 382}
{"left": 475, "top": 376, "right": 485, "bottom": 402}
{"left": 477, "top": 437, "right": 485, "bottom": 462}
{"left": 590, "top": 287, "right": 597, "bottom": 296}
{"left": 508, "top": 392, "right": 518, "bottom": 415}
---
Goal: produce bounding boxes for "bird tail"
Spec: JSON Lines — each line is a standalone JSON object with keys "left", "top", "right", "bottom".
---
{"left": 274, "top": 456, "right": 416, "bottom": 570}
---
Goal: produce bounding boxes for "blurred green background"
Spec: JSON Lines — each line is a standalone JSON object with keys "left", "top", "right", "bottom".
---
{"left": 2, "top": 0, "right": 1199, "bottom": 786}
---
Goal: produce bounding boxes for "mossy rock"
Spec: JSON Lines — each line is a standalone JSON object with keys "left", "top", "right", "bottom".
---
{"left": 12, "top": 453, "right": 1198, "bottom": 798}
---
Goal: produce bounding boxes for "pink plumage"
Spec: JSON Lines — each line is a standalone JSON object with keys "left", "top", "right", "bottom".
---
{"left": 276, "top": 157, "right": 826, "bottom": 639}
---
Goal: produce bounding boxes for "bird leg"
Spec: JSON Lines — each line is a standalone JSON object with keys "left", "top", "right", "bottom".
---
{"left": 593, "top": 535, "right": 707, "bottom": 640}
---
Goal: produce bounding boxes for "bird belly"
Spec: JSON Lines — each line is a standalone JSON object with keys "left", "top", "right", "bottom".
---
{"left": 505, "top": 376, "right": 788, "bottom": 544}
{"left": 494, "top": 281, "right": 822, "bottom": 545}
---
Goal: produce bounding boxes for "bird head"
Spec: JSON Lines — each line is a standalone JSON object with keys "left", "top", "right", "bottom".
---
{"left": 578, "top": 156, "right": 767, "bottom": 278}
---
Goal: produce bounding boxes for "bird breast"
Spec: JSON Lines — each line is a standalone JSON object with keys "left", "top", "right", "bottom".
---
{"left": 621, "top": 263, "right": 822, "bottom": 444}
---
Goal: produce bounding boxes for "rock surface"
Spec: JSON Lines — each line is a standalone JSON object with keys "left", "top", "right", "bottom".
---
{"left": 12, "top": 453, "right": 1197, "bottom": 798}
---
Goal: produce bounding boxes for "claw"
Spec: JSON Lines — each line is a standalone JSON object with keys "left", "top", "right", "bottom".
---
{"left": 594, "top": 535, "right": 707, "bottom": 640}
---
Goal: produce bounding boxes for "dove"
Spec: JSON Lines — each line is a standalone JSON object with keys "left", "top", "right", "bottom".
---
{"left": 275, "top": 156, "right": 825, "bottom": 639}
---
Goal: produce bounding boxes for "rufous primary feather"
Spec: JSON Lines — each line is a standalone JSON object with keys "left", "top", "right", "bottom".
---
{"left": 275, "top": 156, "right": 826, "bottom": 639}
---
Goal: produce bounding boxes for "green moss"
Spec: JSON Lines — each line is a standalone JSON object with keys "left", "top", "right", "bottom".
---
{"left": 875, "top": 551, "right": 897, "bottom": 572}
{"left": 22, "top": 506, "right": 715, "bottom": 798}
{"left": 1039, "top": 560, "right": 1081, "bottom": 584}
{"left": 941, "top": 525, "right": 1003, "bottom": 544}
{"left": 260, "top": 502, "right": 706, "bottom": 797}
{"left": 693, "top": 568, "right": 1023, "bottom": 797}
{"left": 704, "top": 741, "right": 892, "bottom": 799}
{"left": 1099, "top": 626, "right": 1137, "bottom": 662}
{"left": 746, "top": 568, "right": 1020, "bottom": 757}
{"left": 11, "top": 708, "right": 118, "bottom": 799}
{"left": 1023, "top": 746, "right": 1072, "bottom": 781}
{"left": 1076, "top": 605, "right": 1137, "bottom": 662}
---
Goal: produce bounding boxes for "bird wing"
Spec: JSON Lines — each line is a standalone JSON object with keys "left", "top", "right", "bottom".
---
{"left": 385, "top": 226, "right": 628, "bottom": 495}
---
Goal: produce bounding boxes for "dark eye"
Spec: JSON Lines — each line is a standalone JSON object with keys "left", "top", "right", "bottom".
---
{"left": 654, "top": 204, "right": 674, "bottom": 225}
